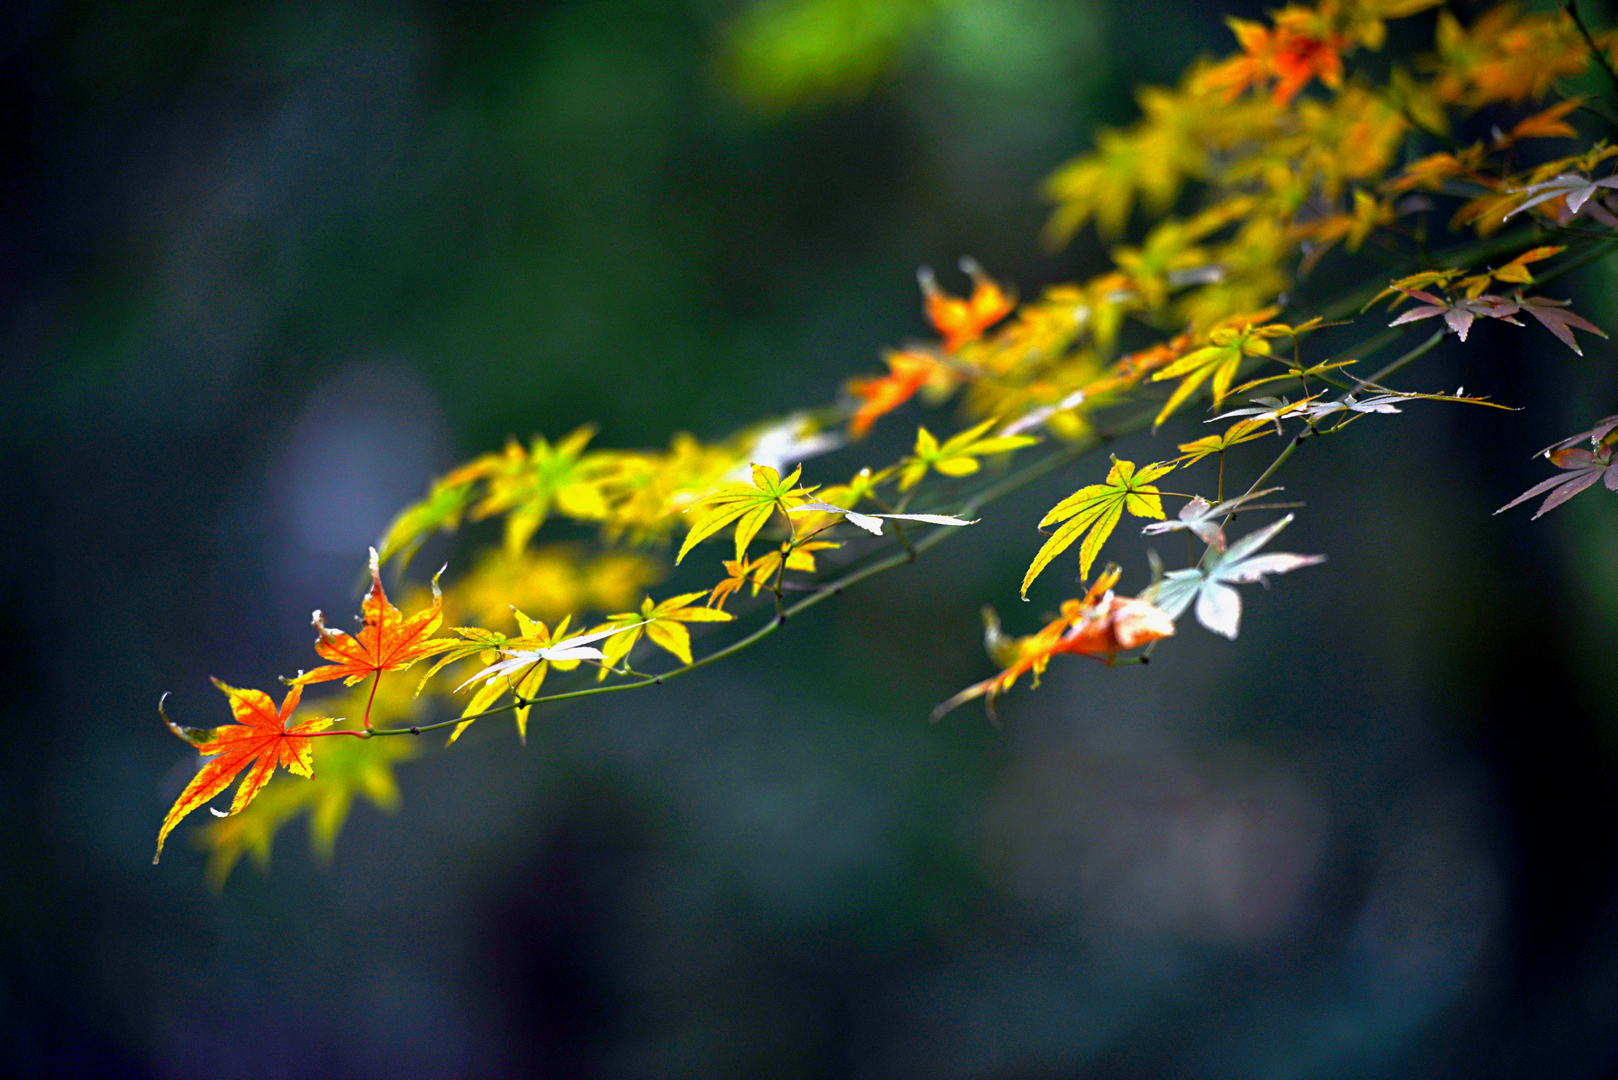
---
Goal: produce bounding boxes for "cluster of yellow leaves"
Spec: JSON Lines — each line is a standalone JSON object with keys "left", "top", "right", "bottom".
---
{"left": 378, "top": 421, "right": 832, "bottom": 566}
{"left": 1149, "top": 314, "right": 1320, "bottom": 426}
{"left": 677, "top": 463, "right": 813, "bottom": 564}
{"left": 1021, "top": 458, "right": 1175, "bottom": 597}
{"left": 443, "top": 544, "right": 663, "bottom": 629}
{"left": 897, "top": 420, "right": 1037, "bottom": 490}
{"left": 1428, "top": 4, "right": 1610, "bottom": 108}
{"left": 707, "top": 541, "right": 840, "bottom": 611}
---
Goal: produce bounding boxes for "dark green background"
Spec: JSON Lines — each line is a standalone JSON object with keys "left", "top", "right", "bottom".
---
{"left": 5, "top": 1, "right": 1618, "bottom": 1076}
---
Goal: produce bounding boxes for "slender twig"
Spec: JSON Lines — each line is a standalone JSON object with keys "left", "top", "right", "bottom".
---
{"left": 1566, "top": 2, "right": 1618, "bottom": 99}
{"left": 361, "top": 671, "right": 380, "bottom": 730}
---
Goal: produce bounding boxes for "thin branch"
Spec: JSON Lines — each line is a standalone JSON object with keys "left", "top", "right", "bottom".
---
{"left": 1566, "top": 1, "right": 1618, "bottom": 99}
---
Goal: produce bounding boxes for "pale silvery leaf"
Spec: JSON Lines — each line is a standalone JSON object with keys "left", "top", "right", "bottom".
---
{"left": 1145, "top": 569, "right": 1203, "bottom": 620}
{"left": 788, "top": 501, "right": 978, "bottom": 536}
{"left": 1140, "top": 487, "right": 1282, "bottom": 551}
{"left": 1504, "top": 173, "right": 1618, "bottom": 221}
{"left": 1001, "top": 388, "right": 1088, "bottom": 437}
{"left": 1139, "top": 513, "right": 1324, "bottom": 639}
{"left": 1195, "top": 581, "right": 1243, "bottom": 639}
{"left": 456, "top": 621, "right": 650, "bottom": 690}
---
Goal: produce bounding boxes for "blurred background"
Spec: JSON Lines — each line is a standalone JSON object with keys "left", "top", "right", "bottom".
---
{"left": 5, "top": 0, "right": 1618, "bottom": 1076}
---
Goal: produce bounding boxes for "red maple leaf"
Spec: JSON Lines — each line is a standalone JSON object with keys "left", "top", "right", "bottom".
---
{"left": 154, "top": 680, "right": 334, "bottom": 863}
{"left": 847, "top": 351, "right": 942, "bottom": 438}
{"left": 920, "top": 258, "right": 1015, "bottom": 352}
{"left": 292, "top": 549, "right": 455, "bottom": 695}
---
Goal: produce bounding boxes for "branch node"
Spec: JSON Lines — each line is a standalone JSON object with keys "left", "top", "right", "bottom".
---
{"left": 653, "top": 676, "right": 663, "bottom": 685}
{"left": 410, "top": 726, "right": 420, "bottom": 735}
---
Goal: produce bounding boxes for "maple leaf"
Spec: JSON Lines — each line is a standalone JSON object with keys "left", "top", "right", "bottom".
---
{"left": 375, "top": 474, "right": 477, "bottom": 572}
{"left": 1148, "top": 315, "right": 1316, "bottom": 426}
{"left": 1281, "top": 384, "right": 1515, "bottom": 423}
{"left": 1210, "top": 394, "right": 1328, "bottom": 435}
{"left": 1141, "top": 487, "right": 1283, "bottom": 551}
{"left": 154, "top": 681, "right": 335, "bottom": 864}
{"left": 932, "top": 567, "right": 1175, "bottom": 722}
{"left": 919, "top": 258, "right": 1016, "bottom": 352}
{"left": 1502, "top": 98, "right": 1585, "bottom": 143}
{"left": 416, "top": 623, "right": 508, "bottom": 694}
{"left": 1513, "top": 293, "right": 1609, "bottom": 355}
{"left": 441, "top": 426, "right": 615, "bottom": 554}
{"left": 1387, "top": 286, "right": 1522, "bottom": 340}
{"left": 292, "top": 550, "right": 456, "bottom": 705}
{"left": 1538, "top": 414, "right": 1618, "bottom": 457}
{"left": 1203, "top": 8, "right": 1352, "bottom": 105}
{"left": 897, "top": 418, "right": 1037, "bottom": 490}
{"left": 1504, "top": 172, "right": 1618, "bottom": 222}
{"left": 595, "top": 591, "right": 734, "bottom": 674}
{"left": 707, "top": 559, "right": 753, "bottom": 612}
{"left": 449, "top": 618, "right": 649, "bottom": 741}
{"left": 1382, "top": 147, "right": 1485, "bottom": 194}
{"left": 1227, "top": 358, "right": 1359, "bottom": 398}
{"left": 1141, "top": 514, "right": 1324, "bottom": 638}
{"left": 195, "top": 678, "right": 419, "bottom": 888}
{"left": 1173, "top": 417, "right": 1274, "bottom": 465}
{"left": 847, "top": 350, "right": 954, "bottom": 439}
{"left": 1496, "top": 445, "right": 1618, "bottom": 519}
{"left": 677, "top": 463, "right": 811, "bottom": 564}
{"left": 1454, "top": 245, "right": 1564, "bottom": 299}
{"left": 459, "top": 615, "right": 568, "bottom": 744}
{"left": 1021, "top": 457, "right": 1176, "bottom": 597}
{"left": 1368, "top": 269, "right": 1461, "bottom": 309}
{"left": 1430, "top": 7, "right": 1594, "bottom": 107}
{"left": 749, "top": 540, "right": 840, "bottom": 585}
{"left": 706, "top": 541, "right": 841, "bottom": 611}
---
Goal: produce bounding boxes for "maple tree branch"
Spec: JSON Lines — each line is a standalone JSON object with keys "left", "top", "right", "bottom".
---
{"left": 342, "top": 227, "right": 1609, "bottom": 743}
{"left": 1207, "top": 326, "right": 1451, "bottom": 547}
{"left": 358, "top": 434, "right": 1106, "bottom": 738}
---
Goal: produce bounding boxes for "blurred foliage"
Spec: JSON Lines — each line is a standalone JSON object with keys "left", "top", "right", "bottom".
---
{"left": 721, "top": 0, "right": 950, "bottom": 111}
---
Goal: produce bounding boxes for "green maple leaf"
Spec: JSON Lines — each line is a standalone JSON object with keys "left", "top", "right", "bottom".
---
{"left": 1149, "top": 319, "right": 1316, "bottom": 427}
{"left": 897, "top": 418, "right": 1038, "bottom": 491}
{"left": 677, "top": 463, "right": 811, "bottom": 564}
{"left": 595, "top": 591, "right": 735, "bottom": 678}
{"left": 1021, "top": 457, "right": 1176, "bottom": 597}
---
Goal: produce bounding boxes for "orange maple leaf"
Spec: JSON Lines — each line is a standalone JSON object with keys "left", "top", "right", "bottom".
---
{"left": 154, "top": 681, "right": 335, "bottom": 863}
{"left": 930, "top": 567, "right": 1174, "bottom": 722}
{"left": 1204, "top": 8, "right": 1351, "bottom": 106}
{"left": 919, "top": 258, "right": 1015, "bottom": 352}
{"left": 292, "top": 548, "right": 455, "bottom": 697}
{"left": 847, "top": 350, "right": 945, "bottom": 438}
